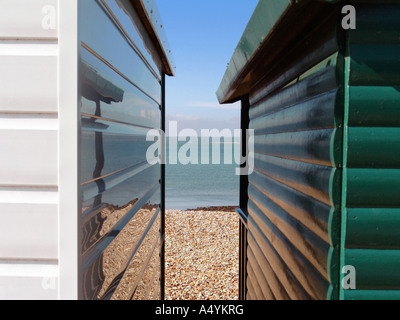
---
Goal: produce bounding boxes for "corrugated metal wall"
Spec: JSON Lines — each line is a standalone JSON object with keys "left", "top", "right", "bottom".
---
{"left": 78, "top": 0, "right": 164, "bottom": 300}
{"left": 246, "top": 14, "right": 343, "bottom": 300}
{"left": 341, "top": 3, "right": 400, "bottom": 300}
{"left": 0, "top": 0, "right": 59, "bottom": 300}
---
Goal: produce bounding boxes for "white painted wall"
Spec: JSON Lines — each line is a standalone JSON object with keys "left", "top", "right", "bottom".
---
{"left": 0, "top": 0, "right": 60, "bottom": 300}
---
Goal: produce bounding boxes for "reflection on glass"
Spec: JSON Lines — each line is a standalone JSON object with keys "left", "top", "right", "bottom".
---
{"left": 79, "top": 50, "right": 162, "bottom": 300}
{"left": 81, "top": 199, "right": 139, "bottom": 254}
{"left": 78, "top": 0, "right": 165, "bottom": 299}
{"left": 81, "top": 193, "right": 160, "bottom": 300}
{"left": 80, "top": 46, "right": 161, "bottom": 130}
{"left": 108, "top": 204, "right": 161, "bottom": 300}
{"left": 132, "top": 239, "right": 162, "bottom": 300}
{"left": 103, "top": 0, "right": 163, "bottom": 76}
{"left": 81, "top": 60, "right": 125, "bottom": 105}
{"left": 81, "top": 60, "right": 125, "bottom": 209}
{"left": 79, "top": 0, "right": 161, "bottom": 104}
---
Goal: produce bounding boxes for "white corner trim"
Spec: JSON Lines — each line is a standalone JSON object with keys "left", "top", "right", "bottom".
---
{"left": 58, "top": 0, "right": 79, "bottom": 301}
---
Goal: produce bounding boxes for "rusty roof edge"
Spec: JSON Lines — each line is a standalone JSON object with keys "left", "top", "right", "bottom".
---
{"left": 133, "top": 0, "right": 175, "bottom": 76}
{"left": 216, "top": 0, "right": 346, "bottom": 104}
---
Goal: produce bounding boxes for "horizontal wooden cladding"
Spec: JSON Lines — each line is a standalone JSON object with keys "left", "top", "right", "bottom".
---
{"left": 346, "top": 208, "right": 400, "bottom": 249}
{"left": 0, "top": 203, "right": 57, "bottom": 260}
{"left": 79, "top": 0, "right": 161, "bottom": 105}
{"left": 254, "top": 128, "right": 341, "bottom": 167}
{"left": 249, "top": 173, "right": 330, "bottom": 244}
{"left": 249, "top": 65, "right": 338, "bottom": 120}
{"left": 246, "top": 41, "right": 343, "bottom": 300}
{"left": 247, "top": 231, "right": 310, "bottom": 300}
{"left": 346, "top": 249, "right": 400, "bottom": 290}
{"left": 252, "top": 153, "right": 339, "bottom": 207}
{"left": 246, "top": 253, "right": 275, "bottom": 300}
{"left": 247, "top": 211, "right": 329, "bottom": 300}
{"left": 0, "top": 0, "right": 58, "bottom": 39}
{"left": 0, "top": 40, "right": 58, "bottom": 56}
{"left": 247, "top": 31, "right": 339, "bottom": 107}
{"left": 246, "top": 237, "right": 290, "bottom": 300}
{"left": 0, "top": 261, "right": 58, "bottom": 300}
{"left": 251, "top": 90, "right": 339, "bottom": 136}
{"left": 348, "top": 86, "right": 400, "bottom": 127}
{"left": 0, "top": 186, "right": 58, "bottom": 205}
{"left": 349, "top": 44, "right": 400, "bottom": 86}
{"left": 347, "top": 127, "right": 400, "bottom": 168}
{"left": 342, "top": 3, "right": 400, "bottom": 300}
{"left": 346, "top": 169, "right": 400, "bottom": 208}
{"left": 248, "top": 196, "right": 330, "bottom": 282}
{"left": 0, "top": 129, "right": 57, "bottom": 186}
{"left": 0, "top": 276, "right": 57, "bottom": 300}
{"left": 0, "top": 0, "right": 60, "bottom": 301}
{"left": 0, "top": 55, "right": 57, "bottom": 113}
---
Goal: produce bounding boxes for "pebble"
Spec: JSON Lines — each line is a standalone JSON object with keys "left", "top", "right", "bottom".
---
{"left": 165, "top": 208, "right": 239, "bottom": 300}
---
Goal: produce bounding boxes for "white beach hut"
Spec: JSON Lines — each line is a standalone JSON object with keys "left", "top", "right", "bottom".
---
{"left": 0, "top": 0, "right": 174, "bottom": 300}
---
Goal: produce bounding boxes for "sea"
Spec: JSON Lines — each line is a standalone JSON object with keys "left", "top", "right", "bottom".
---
{"left": 165, "top": 138, "right": 240, "bottom": 210}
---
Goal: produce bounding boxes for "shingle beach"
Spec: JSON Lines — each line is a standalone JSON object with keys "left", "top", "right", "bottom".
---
{"left": 165, "top": 207, "right": 239, "bottom": 300}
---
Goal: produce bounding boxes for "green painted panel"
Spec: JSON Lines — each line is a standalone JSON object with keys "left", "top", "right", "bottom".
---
{"left": 349, "top": 44, "right": 400, "bottom": 86}
{"left": 328, "top": 208, "right": 341, "bottom": 248}
{"left": 343, "top": 289, "right": 400, "bottom": 300}
{"left": 349, "top": 86, "right": 400, "bottom": 127}
{"left": 346, "top": 249, "right": 400, "bottom": 289}
{"left": 346, "top": 208, "right": 400, "bottom": 249}
{"left": 349, "top": 4, "right": 400, "bottom": 44}
{"left": 327, "top": 246, "right": 340, "bottom": 288}
{"left": 346, "top": 169, "right": 400, "bottom": 207}
{"left": 347, "top": 127, "right": 400, "bottom": 168}
{"left": 343, "top": 2, "right": 400, "bottom": 301}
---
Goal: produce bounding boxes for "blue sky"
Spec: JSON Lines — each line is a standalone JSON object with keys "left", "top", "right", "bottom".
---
{"left": 156, "top": 0, "right": 259, "bottom": 134}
